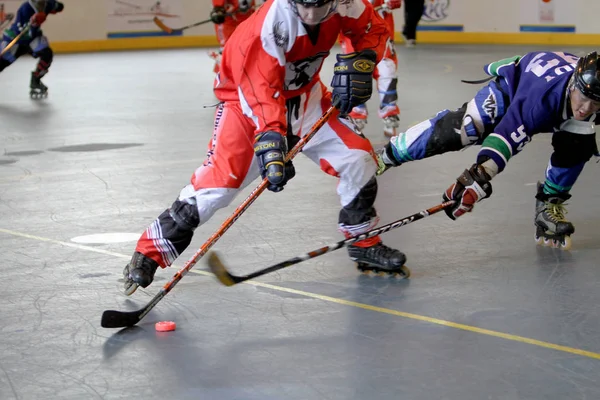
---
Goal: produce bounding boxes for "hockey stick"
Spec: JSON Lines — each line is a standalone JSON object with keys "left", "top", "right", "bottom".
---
{"left": 152, "top": 16, "right": 213, "bottom": 34}
{"left": 101, "top": 102, "right": 339, "bottom": 328}
{"left": 0, "top": 24, "right": 30, "bottom": 58}
{"left": 207, "top": 200, "right": 455, "bottom": 286}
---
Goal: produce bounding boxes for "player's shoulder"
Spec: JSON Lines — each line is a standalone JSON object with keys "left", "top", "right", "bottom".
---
{"left": 258, "top": 0, "right": 302, "bottom": 58}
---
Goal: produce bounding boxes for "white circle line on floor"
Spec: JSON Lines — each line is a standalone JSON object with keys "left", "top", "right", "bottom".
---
{"left": 70, "top": 233, "right": 141, "bottom": 244}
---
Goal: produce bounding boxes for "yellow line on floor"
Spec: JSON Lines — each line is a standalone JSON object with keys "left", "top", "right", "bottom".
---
{"left": 2, "top": 227, "right": 600, "bottom": 361}
{"left": 239, "top": 281, "right": 600, "bottom": 360}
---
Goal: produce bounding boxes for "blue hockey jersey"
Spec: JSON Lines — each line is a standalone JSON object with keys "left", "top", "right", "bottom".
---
{"left": 2, "top": 0, "right": 60, "bottom": 44}
{"left": 477, "top": 51, "right": 598, "bottom": 173}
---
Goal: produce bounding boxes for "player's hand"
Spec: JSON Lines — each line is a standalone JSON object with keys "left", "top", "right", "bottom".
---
{"left": 330, "top": 49, "right": 376, "bottom": 115}
{"left": 254, "top": 131, "right": 295, "bottom": 192}
{"left": 210, "top": 7, "right": 227, "bottom": 24}
{"left": 50, "top": 2, "right": 64, "bottom": 14}
{"left": 30, "top": 12, "right": 46, "bottom": 27}
{"left": 442, "top": 164, "right": 492, "bottom": 220}
{"left": 238, "top": 0, "right": 251, "bottom": 13}
{"left": 384, "top": 0, "right": 402, "bottom": 10}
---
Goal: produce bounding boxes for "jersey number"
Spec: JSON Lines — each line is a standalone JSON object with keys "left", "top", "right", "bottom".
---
{"left": 510, "top": 125, "right": 530, "bottom": 152}
{"left": 525, "top": 52, "right": 579, "bottom": 78}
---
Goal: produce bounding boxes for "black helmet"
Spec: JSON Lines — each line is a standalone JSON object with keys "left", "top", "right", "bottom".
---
{"left": 573, "top": 51, "right": 600, "bottom": 102}
{"left": 291, "top": 0, "right": 334, "bottom": 6}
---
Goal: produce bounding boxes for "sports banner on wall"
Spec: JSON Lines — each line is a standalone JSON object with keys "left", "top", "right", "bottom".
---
{"left": 107, "top": 0, "right": 184, "bottom": 38}
{"left": 419, "top": 0, "right": 464, "bottom": 32}
{"left": 0, "top": 0, "right": 22, "bottom": 31}
{"left": 520, "top": 0, "right": 576, "bottom": 33}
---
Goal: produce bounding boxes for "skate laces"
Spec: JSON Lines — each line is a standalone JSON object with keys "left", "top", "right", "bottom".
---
{"left": 546, "top": 202, "right": 568, "bottom": 222}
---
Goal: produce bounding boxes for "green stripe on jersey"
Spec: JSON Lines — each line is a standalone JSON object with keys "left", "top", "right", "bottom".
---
{"left": 481, "top": 134, "right": 513, "bottom": 161}
{"left": 486, "top": 55, "right": 521, "bottom": 76}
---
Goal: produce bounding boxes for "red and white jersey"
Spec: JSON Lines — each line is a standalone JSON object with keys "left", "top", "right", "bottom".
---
{"left": 214, "top": 0, "right": 392, "bottom": 137}
{"left": 212, "top": 0, "right": 255, "bottom": 15}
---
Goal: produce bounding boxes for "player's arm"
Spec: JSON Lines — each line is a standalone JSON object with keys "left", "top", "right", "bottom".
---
{"left": 233, "top": 35, "right": 290, "bottom": 191}
{"left": 211, "top": 0, "right": 227, "bottom": 23}
{"left": 48, "top": 1, "right": 64, "bottom": 14}
{"left": 443, "top": 98, "right": 552, "bottom": 220}
{"left": 338, "top": 0, "right": 391, "bottom": 62}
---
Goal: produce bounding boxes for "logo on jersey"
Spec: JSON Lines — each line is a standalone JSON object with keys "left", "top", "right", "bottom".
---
{"left": 422, "top": 0, "right": 450, "bottom": 22}
{"left": 285, "top": 52, "right": 328, "bottom": 91}
{"left": 272, "top": 21, "right": 289, "bottom": 48}
{"left": 353, "top": 60, "right": 375, "bottom": 73}
{"left": 483, "top": 90, "right": 497, "bottom": 123}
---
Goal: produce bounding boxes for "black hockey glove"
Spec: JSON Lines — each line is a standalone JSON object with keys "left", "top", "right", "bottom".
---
{"left": 51, "top": 2, "right": 64, "bottom": 13}
{"left": 443, "top": 164, "right": 493, "bottom": 220}
{"left": 254, "top": 131, "right": 295, "bottom": 193}
{"left": 238, "top": 0, "right": 251, "bottom": 12}
{"left": 210, "top": 7, "right": 227, "bottom": 24}
{"left": 330, "top": 49, "right": 377, "bottom": 115}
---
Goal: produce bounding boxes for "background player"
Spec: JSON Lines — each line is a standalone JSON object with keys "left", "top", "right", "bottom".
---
{"left": 377, "top": 51, "right": 600, "bottom": 250}
{"left": 0, "top": 0, "right": 64, "bottom": 98}
{"left": 339, "top": 0, "right": 401, "bottom": 137}
{"left": 208, "top": 0, "right": 255, "bottom": 73}
{"left": 123, "top": 0, "right": 409, "bottom": 295}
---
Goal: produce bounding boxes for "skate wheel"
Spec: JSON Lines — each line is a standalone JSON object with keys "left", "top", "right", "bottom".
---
{"left": 559, "top": 236, "right": 572, "bottom": 251}
{"left": 397, "top": 265, "right": 411, "bottom": 278}
{"left": 534, "top": 234, "right": 544, "bottom": 245}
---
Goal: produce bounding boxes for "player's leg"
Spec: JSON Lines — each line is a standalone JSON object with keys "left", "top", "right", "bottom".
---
{"left": 534, "top": 131, "right": 597, "bottom": 250}
{"left": 0, "top": 39, "right": 29, "bottom": 73}
{"left": 28, "top": 36, "right": 52, "bottom": 98}
{"left": 402, "top": 0, "right": 425, "bottom": 47}
{"left": 299, "top": 83, "right": 408, "bottom": 276}
{"left": 375, "top": 39, "right": 400, "bottom": 137}
{"left": 210, "top": 19, "right": 237, "bottom": 74}
{"left": 376, "top": 80, "right": 509, "bottom": 175}
{"left": 124, "top": 103, "right": 259, "bottom": 294}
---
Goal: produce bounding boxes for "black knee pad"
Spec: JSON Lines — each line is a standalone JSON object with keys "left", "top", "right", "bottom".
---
{"left": 169, "top": 200, "right": 200, "bottom": 231}
{"left": 36, "top": 47, "right": 53, "bottom": 66}
{"left": 424, "top": 104, "right": 467, "bottom": 157}
{"left": 339, "top": 177, "right": 378, "bottom": 226}
{"left": 550, "top": 131, "right": 598, "bottom": 167}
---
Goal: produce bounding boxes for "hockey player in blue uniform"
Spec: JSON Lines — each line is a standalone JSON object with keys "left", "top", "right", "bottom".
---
{"left": 377, "top": 51, "right": 600, "bottom": 250}
{"left": 0, "top": 0, "right": 64, "bottom": 98}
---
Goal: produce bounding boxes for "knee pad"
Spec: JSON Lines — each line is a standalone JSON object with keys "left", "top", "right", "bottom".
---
{"left": 169, "top": 200, "right": 200, "bottom": 232}
{"left": 35, "top": 47, "right": 53, "bottom": 66}
{"left": 339, "top": 177, "right": 378, "bottom": 228}
{"left": 424, "top": 107, "right": 468, "bottom": 157}
{"left": 551, "top": 131, "right": 598, "bottom": 167}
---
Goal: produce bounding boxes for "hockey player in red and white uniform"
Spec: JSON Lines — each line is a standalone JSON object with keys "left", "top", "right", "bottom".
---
{"left": 339, "top": 0, "right": 401, "bottom": 137}
{"left": 208, "top": 0, "right": 255, "bottom": 73}
{"left": 123, "top": 0, "right": 409, "bottom": 295}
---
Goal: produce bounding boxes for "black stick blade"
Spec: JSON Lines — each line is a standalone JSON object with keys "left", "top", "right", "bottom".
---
{"left": 207, "top": 252, "right": 239, "bottom": 286}
{"left": 101, "top": 309, "right": 144, "bottom": 328}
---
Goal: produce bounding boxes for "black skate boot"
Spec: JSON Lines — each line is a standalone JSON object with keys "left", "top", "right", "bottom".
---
{"left": 123, "top": 251, "right": 159, "bottom": 295}
{"left": 30, "top": 72, "right": 48, "bottom": 99}
{"left": 534, "top": 182, "right": 575, "bottom": 250}
{"left": 348, "top": 242, "right": 410, "bottom": 278}
{"left": 375, "top": 143, "right": 402, "bottom": 176}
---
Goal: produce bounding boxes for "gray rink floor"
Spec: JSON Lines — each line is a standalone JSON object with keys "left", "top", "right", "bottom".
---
{"left": 1, "top": 44, "right": 600, "bottom": 399}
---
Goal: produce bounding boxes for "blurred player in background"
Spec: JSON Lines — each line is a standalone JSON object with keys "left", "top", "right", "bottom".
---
{"left": 401, "top": 0, "right": 424, "bottom": 47}
{"left": 339, "top": 0, "right": 401, "bottom": 137}
{"left": 0, "top": 0, "right": 64, "bottom": 98}
{"left": 208, "top": 0, "right": 256, "bottom": 73}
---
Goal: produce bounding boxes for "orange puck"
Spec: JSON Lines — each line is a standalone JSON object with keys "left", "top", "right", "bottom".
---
{"left": 155, "top": 321, "right": 176, "bottom": 332}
